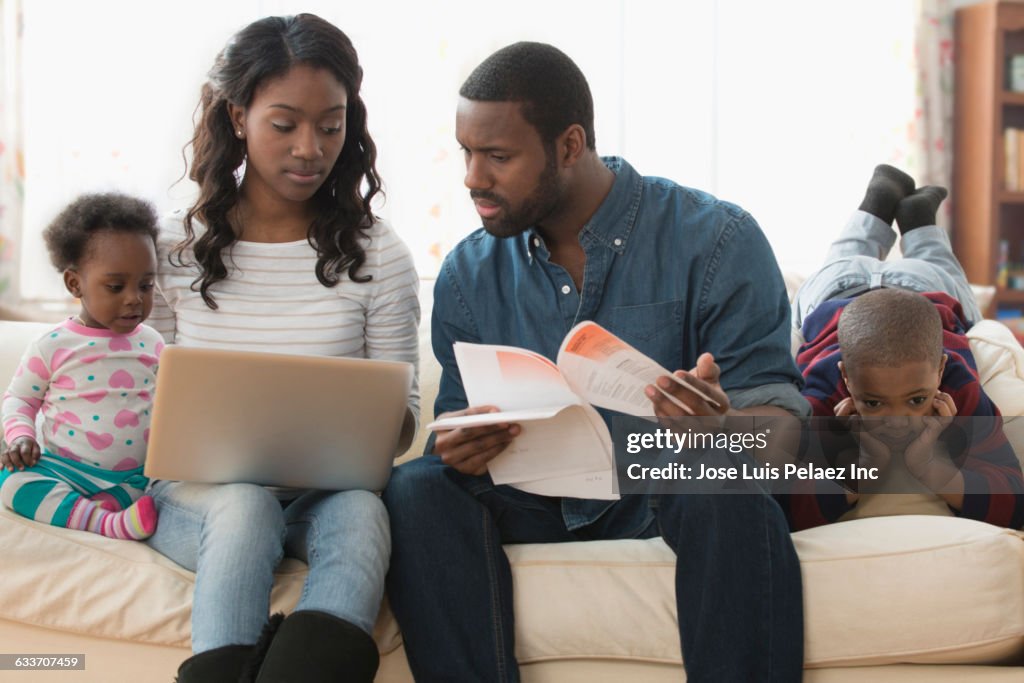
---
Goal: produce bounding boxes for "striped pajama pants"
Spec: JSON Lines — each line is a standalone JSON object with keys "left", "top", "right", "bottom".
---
{"left": 0, "top": 452, "right": 149, "bottom": 527}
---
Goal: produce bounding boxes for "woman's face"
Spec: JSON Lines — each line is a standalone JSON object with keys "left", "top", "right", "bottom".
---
{"left": 230, "top": 64, "right": 348, "bottom": 207}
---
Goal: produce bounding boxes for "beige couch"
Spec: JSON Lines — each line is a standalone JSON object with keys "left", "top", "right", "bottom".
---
{"left": 2, "top": 299, "right": 1024, "bottom": 682}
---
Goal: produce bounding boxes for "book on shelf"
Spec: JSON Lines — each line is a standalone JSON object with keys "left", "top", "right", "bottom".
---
{"left": 427, "top": 321, "right": 719, "bottom": 499}
{"left": 1006, "top": 127, "right": 1024, "bottom": 192}
{"left": 1007, "top": 128, "right": 1020, "bottom": 192}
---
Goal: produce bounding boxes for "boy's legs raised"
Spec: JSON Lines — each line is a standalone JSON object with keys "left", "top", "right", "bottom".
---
{"left": 896, "top": 186, "right": 984, "bottom": 324}
{"left": 793, "top": 165, "right": 915, "bottom": 329}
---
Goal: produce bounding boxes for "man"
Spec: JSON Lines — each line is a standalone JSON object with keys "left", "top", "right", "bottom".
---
{"left": 383, "top": 42, "right": 806, "bottom": 682}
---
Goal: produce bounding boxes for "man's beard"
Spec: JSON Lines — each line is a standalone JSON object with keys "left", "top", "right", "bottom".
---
{"left": 474, "top": 156, "right": 562, "bottom": 239}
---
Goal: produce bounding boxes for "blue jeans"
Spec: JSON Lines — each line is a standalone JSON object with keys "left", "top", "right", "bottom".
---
{"left": 383, "top": 456, "right": 803, "bottom": 682}
{"left": 146, "top": 481, "right": 389, "bottom": 653}
{"left": 792, "top": 210, "right": 983, "bottom": 330}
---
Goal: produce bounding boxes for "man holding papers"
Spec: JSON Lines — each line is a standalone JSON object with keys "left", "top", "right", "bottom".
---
{"left": 383, "top": 42, "right": 808, "bottom": 683}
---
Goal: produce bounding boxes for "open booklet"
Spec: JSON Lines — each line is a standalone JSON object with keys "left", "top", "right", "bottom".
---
{"left": 427, "top": 321, "right": 718, "bottom": 499}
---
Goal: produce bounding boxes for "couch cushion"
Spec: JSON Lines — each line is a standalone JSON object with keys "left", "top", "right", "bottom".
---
{"left": 508, "top": 515, "right": 1024, "bottom": 667}
{"left": 1, "top": 507, "right": 1021, "bottom": 667}
{"left": 0, "top": 505, "right": 402, "bottom": 653}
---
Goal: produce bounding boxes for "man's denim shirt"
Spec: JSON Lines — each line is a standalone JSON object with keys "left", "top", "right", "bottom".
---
{"left": 431, "top": 157, "right": 808, "bottom": 531}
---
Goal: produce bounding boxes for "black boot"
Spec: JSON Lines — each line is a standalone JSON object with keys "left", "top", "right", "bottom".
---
{"left": 175, "top": 645, "right": 252, "bottom": 682}
{"left": 239, "top": 613, "right": 286, "bottom": 682}
{"left": 254, "top": 610, "right": 379, "bottom": 683}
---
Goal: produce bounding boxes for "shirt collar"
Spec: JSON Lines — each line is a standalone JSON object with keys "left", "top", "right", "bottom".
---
{"left": 522, "top": 156, "right": 642, "bottom": 260}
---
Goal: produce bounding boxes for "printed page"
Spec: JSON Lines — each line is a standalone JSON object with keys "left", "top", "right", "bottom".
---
{"left": 427, "top": 406, "right": 568, "bottom": 431}
{"left": 512, "top": 468, "right": 618, "bottom": 500}
{"left": 484, "top": 404, "right": 613, "bottom": 486}
{"left": 454, "top": 342, "right": 581, "bottom": 412}
{"left": 556, "top": 321, "right": 718, "bottom": 416}
{"left": 510, "top": 402, "right": 618, "bottom": 499}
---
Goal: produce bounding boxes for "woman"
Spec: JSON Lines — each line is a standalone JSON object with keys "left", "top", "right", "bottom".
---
{"left": 146, "top": 14, "right": 419, "bottom": 682}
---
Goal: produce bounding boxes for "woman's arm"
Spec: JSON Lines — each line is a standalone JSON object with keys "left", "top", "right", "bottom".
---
{"left": 363, "top": 222, "right": 421, "bottom": 453}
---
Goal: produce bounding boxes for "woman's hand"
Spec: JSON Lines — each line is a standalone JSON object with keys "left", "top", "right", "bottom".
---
{"left": 2, "top": 437, "right": 41, "bottom": 471}
{"left": 433, "top": 406, "right": 520, "bottom": 476}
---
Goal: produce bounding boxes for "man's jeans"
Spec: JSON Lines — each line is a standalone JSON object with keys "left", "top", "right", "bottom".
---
{"left": 146, "top": 481, "right": 389, "bottom": 653}
{"left": 384, "top": 456, "right": 803, "bottom": 682}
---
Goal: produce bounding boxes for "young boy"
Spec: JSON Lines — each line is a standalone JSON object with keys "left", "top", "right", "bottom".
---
{"left": 790, "top": 165, "right": 1024, "bottom": 530}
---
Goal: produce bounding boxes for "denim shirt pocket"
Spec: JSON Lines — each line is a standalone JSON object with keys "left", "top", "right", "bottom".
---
{"left": 609, "top": 300, "right": 684, "bottom": 368}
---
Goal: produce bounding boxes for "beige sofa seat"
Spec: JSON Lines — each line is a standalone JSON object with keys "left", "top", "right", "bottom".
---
{"left": 2, "top": 306, "right": 1024, "bottom": 681}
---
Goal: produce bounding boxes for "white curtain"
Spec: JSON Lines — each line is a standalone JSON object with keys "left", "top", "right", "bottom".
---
{"left": 13, "top": 0, "right": 924, "bottom": 301}
{"left": 913, "top": 0, "right": 955, "bottom": 229}
{"left": 0, "top": 0, "right": 23, "bottom": 306}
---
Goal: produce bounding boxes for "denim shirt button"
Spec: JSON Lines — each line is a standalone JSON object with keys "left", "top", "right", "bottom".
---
{"left": 561, "top": 285, "right": 571, "bottom": 294}
{"left": 613, "top": 238, "right": 622, "bottom": 246}
{"left": 533, "top": 237, "right": 541, "bottom": 248}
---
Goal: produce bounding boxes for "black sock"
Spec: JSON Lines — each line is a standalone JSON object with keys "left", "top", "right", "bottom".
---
{"left": 858, "top": 164, "right": 915, "bottom": 225}
{"left": 895, "top": 186, "right": 948, "bottom": 234}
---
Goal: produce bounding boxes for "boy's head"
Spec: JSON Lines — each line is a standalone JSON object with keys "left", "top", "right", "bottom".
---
{"left": 43, "top": 193, "right": 159, "bottom": 334}
{"left": 836, "top": 288, "right": 947, "bottom": 419}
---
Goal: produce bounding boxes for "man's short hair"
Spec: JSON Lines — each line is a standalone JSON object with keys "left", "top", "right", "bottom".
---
{"left": 459, "top": 41, "right": 596, "bottom": 151}
{"left": 837, "top": 288, "right": 944, "bottom": 370}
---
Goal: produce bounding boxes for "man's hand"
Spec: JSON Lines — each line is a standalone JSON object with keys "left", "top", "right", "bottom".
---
{"left": 433, "top": 406, "right": 520, "bottom": 476}
{"left": 2, "top": 437, "right": 41, "bottom": 472}
{"left": 644, "top": 352, "right": 731, "bottom": 418}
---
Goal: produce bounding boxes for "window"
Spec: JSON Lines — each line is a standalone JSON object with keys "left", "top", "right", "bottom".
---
{"left": 16, "top": 0, "right": 918, "bottom": 301}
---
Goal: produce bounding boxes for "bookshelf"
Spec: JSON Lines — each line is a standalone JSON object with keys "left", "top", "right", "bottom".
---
{"left": 954, "top": 0, "right": 1024, "bottom": 342}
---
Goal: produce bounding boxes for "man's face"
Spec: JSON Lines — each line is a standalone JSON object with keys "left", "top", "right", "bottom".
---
{"left": 455, "top": 98, "right": 563, "bottom": 238}
{"left": 841, "top": 359, "right": 945, "bottom": 439}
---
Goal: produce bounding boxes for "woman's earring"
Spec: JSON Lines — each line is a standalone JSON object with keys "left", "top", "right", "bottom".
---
{"left": 236, "top": 129, "right": 244, "bottom": 138}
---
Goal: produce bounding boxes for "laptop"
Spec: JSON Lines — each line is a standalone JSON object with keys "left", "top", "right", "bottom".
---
{"left": 144, "top": 346, "right": 414, "bottom": 491}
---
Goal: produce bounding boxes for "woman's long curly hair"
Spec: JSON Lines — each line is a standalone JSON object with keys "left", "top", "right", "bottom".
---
{"left": 173, "top": 13, "right": 382, "bottom": 309}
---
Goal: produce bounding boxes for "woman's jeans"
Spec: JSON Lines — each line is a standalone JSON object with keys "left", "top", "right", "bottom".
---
{"left": 384, "top": 455, "right": 803, "bottom": 683}
{"left": 792, "top": 210, "right": 983, "bottom": 330}
{"left": 146, "top": 481, "right": 389, "bottom": 653}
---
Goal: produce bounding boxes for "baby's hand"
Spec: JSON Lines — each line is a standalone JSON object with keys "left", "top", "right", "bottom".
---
{"left": 2, "top": 437, "right": 41, "bottom": 471}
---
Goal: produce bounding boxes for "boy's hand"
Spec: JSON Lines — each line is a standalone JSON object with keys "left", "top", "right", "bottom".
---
{"left": 833, "top": 397, "right": 858, "bottom": 417}
{"left": 905, "top": 409, "right": 956, "bottom": 484}
{"left": 2, "top": 437, "right": 41, "bottom": 471}
{"left": 433, "top": 406, "right": 520, "bottom": 476}
{"left": 931, "top": 392, "right": 957, "bottom": 417}
{"left": 843, "top": 415, "right": 892, "bottom": 476}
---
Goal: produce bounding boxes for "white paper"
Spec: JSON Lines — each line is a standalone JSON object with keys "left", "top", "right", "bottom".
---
{"left": 511, "top": 468, "right": 618, "bottom": 500}
{"left": 557, "top": 321, "right": 719, "bottom": 413}
{"left": 429, "top": 322, "right": 706, "bottom": 499}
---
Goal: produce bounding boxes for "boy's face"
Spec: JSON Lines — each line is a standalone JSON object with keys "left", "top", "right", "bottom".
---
{"left": 839, "top": 358, "right": 947, "bottom": 438}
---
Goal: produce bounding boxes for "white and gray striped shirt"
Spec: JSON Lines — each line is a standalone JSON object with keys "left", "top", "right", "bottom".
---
{"left": 150, "top": 211, "right": 420, "bottom": 434}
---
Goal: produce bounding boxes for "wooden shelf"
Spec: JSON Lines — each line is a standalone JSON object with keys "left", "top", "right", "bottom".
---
{"left": 956, "top": 3, "right": 1024, "bottom": 293}
{"left": 996, "top": 288, "right": 1024, "bottom": 305}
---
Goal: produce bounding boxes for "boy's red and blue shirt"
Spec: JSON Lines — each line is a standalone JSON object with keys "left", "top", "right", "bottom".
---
{"left": 786, "top": 291, "right": 1024, "bottom": 530}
